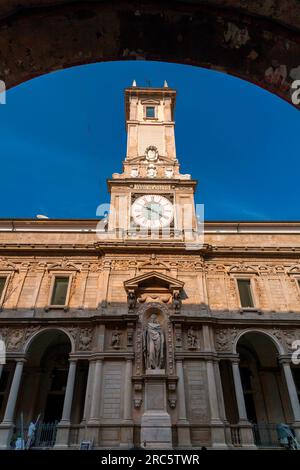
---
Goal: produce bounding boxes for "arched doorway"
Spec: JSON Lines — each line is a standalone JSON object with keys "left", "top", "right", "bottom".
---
{"left": 9, "top": 329, "right": 88, "bottom": 448}
{"left": 221, "top": 331, "right": 298, "bottom": 448}
{"left": 18, "top": 330, "right": 72, "bottom": 426}
{"left": 236, "top": 332, "right": 292, "bottom": 447}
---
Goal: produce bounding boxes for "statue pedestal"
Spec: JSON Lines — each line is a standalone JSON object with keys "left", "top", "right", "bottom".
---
{"left": 141, "top": 369, "right": 172, "bottom": 449}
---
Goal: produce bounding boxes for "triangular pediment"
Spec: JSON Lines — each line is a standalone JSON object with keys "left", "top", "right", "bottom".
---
{"left": 288, "top": 265, "right": 300, "bottom": 275}
{"left": 124, "top": 271, "right": 184, "bottom": 292}
{"left": 228, "top": 264, "right": 258, "bottom": 274}
{"left": 140, "top": 99, "right": 160, "bottom": 105}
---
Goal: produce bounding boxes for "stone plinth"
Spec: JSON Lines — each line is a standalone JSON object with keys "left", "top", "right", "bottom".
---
{"left": 141, "top": 369, "right": 172, "bottom": 449}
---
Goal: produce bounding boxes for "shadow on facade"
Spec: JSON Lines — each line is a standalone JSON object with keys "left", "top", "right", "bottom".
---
{"left": 0, "top": 302, "right": 300, "bottom": 449}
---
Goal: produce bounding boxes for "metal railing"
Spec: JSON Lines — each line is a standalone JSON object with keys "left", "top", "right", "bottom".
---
{"left": 253, "top": 423, "right": 282, "bottom": 448}
{"left": 230, "top": 425, "right": 242, "bottom": 447}
{"left": 11, "top": 422, "right": 58, "bottom": 449}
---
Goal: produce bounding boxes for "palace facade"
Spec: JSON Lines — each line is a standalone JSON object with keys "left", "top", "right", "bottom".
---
{"left": 0, "top": 84, "right": 300, "bottom": 449}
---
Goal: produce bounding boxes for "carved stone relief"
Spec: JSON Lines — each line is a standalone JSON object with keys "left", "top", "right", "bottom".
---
{"left": 77, "top": 328, "right": 93, "bottom": 351}
{"left": 0, "top": 326, "right": 41, "bottom": 352}
{"left": 214, "top": 328, "right": 238, "bottom": 352}
{"left": 272, "top": 328, "right": 300, "bottom": 353}
{"left": 187, "top": 326, "right": 198, "bottom": 350}
{"left": 111, "top": 328, "right": 122, "bottom": 349}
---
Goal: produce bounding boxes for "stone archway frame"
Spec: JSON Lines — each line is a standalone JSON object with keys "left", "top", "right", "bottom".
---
{"left": 0, "top": 0, "right": 299, "bottom": 107}
{"left": 233, "top": 328, "right": 285, "bottom": 355}
{"left": 215, "top": 326, "right": 286, "bottom": 355}
{"left": 23, "top": 326, "right": 76, "bottom": 355}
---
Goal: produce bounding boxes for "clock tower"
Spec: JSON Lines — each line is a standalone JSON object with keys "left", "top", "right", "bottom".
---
{"left": 105, "top": 81, "right": 200, "bottom": 244}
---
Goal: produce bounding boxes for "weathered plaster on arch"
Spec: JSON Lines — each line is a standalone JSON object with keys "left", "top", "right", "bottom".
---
{"left": 0, "top": 1, "right": 299, "bottom": 107}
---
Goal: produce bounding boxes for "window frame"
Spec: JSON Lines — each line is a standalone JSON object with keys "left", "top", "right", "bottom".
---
{"left": 0, "top": 273, "right": 10, "bottom": 308}
{"left": 231, "top": 274, "right": 259, "bottom": 312}
{"left": 47, "top": 272, "right": 73, "bottom": 310}
{"left": 144, "top": 105, "right": 157, "bottom": 120}
{"left": 287, "top": 271, "right": 300, "bottom": 309}
{"left": 293, "top": 276, "right": 300, "bottom": 297}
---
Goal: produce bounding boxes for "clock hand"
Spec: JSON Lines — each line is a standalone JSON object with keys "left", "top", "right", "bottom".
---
{"left": 146, "top": 205, "right": 162, "bottom": 217}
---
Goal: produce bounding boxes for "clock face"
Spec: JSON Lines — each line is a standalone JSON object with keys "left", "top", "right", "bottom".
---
{"left": 131, "top": 195, "right": 174, "bottom": 229}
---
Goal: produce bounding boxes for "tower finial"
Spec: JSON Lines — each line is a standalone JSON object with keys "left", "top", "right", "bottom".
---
{"left": 132, "top": 79, "right": 137, "bottom": 87}
{"left": 164, "top": 80, "right": 169, "bottom": 88}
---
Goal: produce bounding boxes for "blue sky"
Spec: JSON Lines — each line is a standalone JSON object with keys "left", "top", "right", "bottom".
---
{"left": 0, "top": 61, "right": 299, "bottom": 220}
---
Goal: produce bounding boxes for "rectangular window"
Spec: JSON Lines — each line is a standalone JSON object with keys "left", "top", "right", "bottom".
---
{"left": 50, "top": 276, "right": 69, "bottom": 306}
{"left": 237, "top": 279, "right": 254, "bottom": 308}
{"left": 0, "top": 277, "right": 7, "bottom": 300}
{"left": 146, "top": 106, "right": 155, "bottom": 118}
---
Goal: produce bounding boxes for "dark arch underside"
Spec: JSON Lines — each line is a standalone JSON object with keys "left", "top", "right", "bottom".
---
{"left": 0, "top": 0, "right": 299, "bottom": 107}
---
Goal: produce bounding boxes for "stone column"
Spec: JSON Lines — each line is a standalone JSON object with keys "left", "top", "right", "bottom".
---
{"left": 120, "top": 359, "right": 133, "bottom": 448}
{"left": 78, "top": 360, "right": 95, "bottom": 444}
{"left": 0, "top": 360, "right": 25, "bottom": 449}
{"left": 232, "top": 360, "right": 248, "bottom": 420}
{"left": 280, "top": 358, "right": 300, "bottom": 440}
{"left": 176, "top": 359, "right": 191, "bottom": 447}
{"left": 2, "top": 360, "right": 24, "bottom": 424}
{"left": 89, "top": 359, "right": 103, "bottom": 423}
{"left": 82, "top": 360, "right": 95, "bottom": 423}
{"left": 86, "top": 359, "right": 103, "bottom": 446}
{"left": 55, "top": 359, "right": 77, "bottom": 448}
{"left": 206, "top": 359, "right": 227, "bottom": 449}
{"left": 61, "top": 360, "right": 77, "bottom": 423}
{"left": 231, "top": 359, "right": 256, "bottom": 448}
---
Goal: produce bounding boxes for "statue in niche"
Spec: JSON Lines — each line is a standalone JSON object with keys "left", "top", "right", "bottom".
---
{"left": 172, "top": 291, "right": 182, "bottom": 313}
{"left": 187, "top": 326, "right": 197, "bottom": 349}
{"left": 143, "top": 314, "right": 164, "bottom": 370}
{"left": 127, "top": 291, "right": 137, "bottom": 311}
{"left": 111, "top": 328, "right": 121, "bottom": 349}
